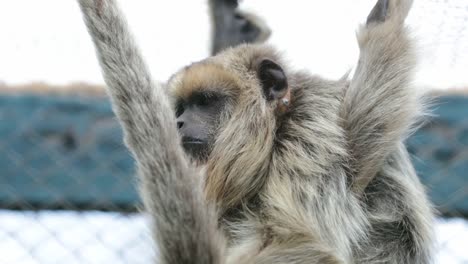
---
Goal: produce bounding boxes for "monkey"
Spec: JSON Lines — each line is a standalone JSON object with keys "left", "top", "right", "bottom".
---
{"left": 77, "top": 0, "right": 434, "bottom": 263}
{"left": 209, "top": 0, "right": 271, "bottom": 55}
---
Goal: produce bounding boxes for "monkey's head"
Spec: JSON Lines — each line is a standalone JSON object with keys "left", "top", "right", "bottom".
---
{"left": 167, "top": 44, "right": 291, "bottom": 206}
{"left": 168, "top": 44, "right": 346, "bottom": 208}
{"left": 168, "top": 45, "right": 289, "bottom": 162}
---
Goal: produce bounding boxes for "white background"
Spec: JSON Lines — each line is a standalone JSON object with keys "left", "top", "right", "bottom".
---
{"left": 1, "top": 210, "right": 468, "bottom": 264}
{"left": 0, "top": 0, "right": 467, "bottom": 88}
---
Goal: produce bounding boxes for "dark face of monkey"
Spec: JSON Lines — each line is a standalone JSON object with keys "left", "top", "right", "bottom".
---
{"left": 171, "top": 54, "right": 288, "bottom": 163}
{"left": 175, "top": 91, "right": 227, "bottom": 161}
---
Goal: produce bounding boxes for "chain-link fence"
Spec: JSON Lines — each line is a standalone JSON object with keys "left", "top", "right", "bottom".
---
{"left": 1, "top": 89, "right": 467, "bottom": 263}
{"left": 408, "top": 96, "right": 468, "bottom": 218}
{"left": 0, "top": 91, "right": 153, "bottom": 264}
{"left": 1, "top": 0, "right": 468, "bottom": 263}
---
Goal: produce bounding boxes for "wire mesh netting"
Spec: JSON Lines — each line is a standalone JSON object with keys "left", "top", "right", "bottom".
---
{"left": 1, "top": 0, "right": 468, "bottom": 263}
{"left": 0, "top": 91, "right": 467, "bottom": 263}
{"left": 0, "top": 94, "right": 154, "bottom": 264}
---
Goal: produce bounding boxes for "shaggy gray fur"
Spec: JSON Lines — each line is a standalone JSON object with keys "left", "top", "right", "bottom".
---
{"left": 78, "top": 1, "right": 225, "bottom": 263}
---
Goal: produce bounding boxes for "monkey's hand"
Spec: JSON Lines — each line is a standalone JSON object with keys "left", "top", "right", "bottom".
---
{"left": 341, "top": 0, "right": 421, "bottom": 194}
{"left": 366, "top": 0, "right": 413, "bottom": 25}
{"left": 209, "top": 0, "right": 271, "bottom": 54}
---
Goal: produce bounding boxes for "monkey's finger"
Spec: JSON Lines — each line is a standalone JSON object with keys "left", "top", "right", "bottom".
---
{"left": 366, "top": 0, "right": 413, "bottom": 26}
{"left": 367, "top": 0, "right": 389, "bottom": 24}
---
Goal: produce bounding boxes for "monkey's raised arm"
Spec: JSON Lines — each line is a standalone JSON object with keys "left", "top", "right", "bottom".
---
{"left": 340, "top": 0, "right": 421, "bottom": 194}
{"left": 77, "top": 1, "right": 226, "bottom": 263}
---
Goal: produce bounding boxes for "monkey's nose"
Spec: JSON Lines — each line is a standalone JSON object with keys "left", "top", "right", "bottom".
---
{"left": 177, "top": 121, "right": 184, "bottom": 129}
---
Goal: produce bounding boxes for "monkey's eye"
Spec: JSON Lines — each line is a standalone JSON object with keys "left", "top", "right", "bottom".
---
{"left": 192, "top": 92, "right": 216, "bottom": 107}
{"left": 175, "top": 103, "right": 185, "bottom": 117}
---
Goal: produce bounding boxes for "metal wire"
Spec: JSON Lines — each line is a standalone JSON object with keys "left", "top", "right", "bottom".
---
{"left": 0, "top": 0, "right": 467, "bottom": 263}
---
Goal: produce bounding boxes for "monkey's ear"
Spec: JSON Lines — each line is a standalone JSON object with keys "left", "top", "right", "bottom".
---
{"left": 257, "top": 59, "right": 288, "bottom": 101}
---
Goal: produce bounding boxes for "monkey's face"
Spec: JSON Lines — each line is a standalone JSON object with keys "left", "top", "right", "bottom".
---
{"left": 174, "top": 89, "right": 228, "bottom": 161}
{"left": 168, "top": 45, "right": 289, "bottom": 163}
{"left": 168, "top": 62, "right": 239, "bottom": 162}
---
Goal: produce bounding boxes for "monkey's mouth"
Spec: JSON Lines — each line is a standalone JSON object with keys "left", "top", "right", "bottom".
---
{"left": 181, "top": 137, "right": 210, "bottom": 161}
{"left": 182, "top": 136, "right": 205, "bottom": 145}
